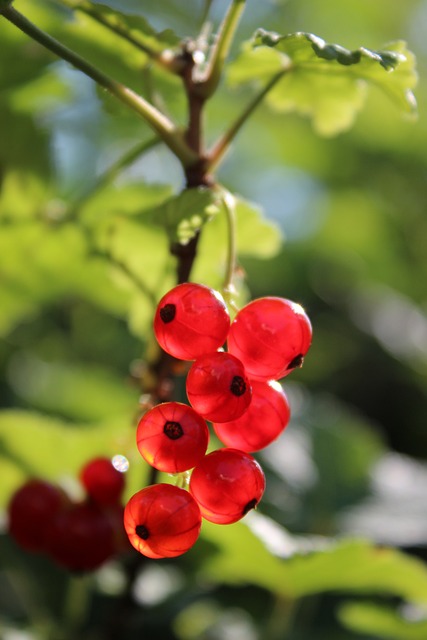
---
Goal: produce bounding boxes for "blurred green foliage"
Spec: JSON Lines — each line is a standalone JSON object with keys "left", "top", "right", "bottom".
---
{"left": 0, "top": 0, "right": 426, "bottom": 638}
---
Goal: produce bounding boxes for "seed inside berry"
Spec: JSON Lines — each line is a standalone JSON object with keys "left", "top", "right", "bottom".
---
{"left": 135, "top": 524, "right": 150, "bottom": 540}
{"left": 242, "top": 498, "right": 258, "bottom": 515}
{"left": 230, "top": 375, "right": 246, "bottom": 397}
{"left": 163, "top": 420, "right": 184, "bottom": 440}
{"left": 159, "top": 304, "right": 176, "bottom": 323}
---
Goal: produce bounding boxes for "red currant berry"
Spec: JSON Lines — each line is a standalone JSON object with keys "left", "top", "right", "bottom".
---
{"left": 136, "top": 402, "right": 209, "bottom": 473}
{"left": 189, "top": 449, "right": 265, "bottom": 524}
{"left": 8, "top": 479, "right": 69, "bottom": 552}
{"left": 186, "top": 352, "right": 252, "bottom": 423}
{"left": 213, "top": 380, "right": 290, "bottom": 452}
{"left": 153, "top": 283, "right": 230, "bottom": 360}
{"left": 80, "top": 457, "right": 125, "bottom": 506}
{"left": 124, "top": 484, "right": 201, "bottom": 559}
{"left": 227, "top": 297, "right": 312, "bottom": 380}
{"left": 46, "top": 501, "right": 116, "bottom": 572}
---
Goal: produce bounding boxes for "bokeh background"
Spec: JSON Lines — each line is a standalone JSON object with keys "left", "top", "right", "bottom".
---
{"left": 1, "top": 0, "right": 426, "bottom": 638}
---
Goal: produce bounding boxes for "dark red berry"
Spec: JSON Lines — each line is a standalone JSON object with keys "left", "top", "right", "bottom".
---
{"left": 136, "top": 402, "right": 209, "bottom": 473}
{"left": 186, "top": 352, "right": 252, "bottom": 423}
{"left": 8, "top": 479, "right": 69, "bottom": 552}
{"left": 213, "top": 380, "right": 290, "bottom": 452}
{"left": 189, "top": 449, "right": 266, "bottom": 524}
{"left": 153, "top": 283, "right": 230, "bottom": 360}
{"left": 124, "top": 484, "right": 202, "bottom": 559}
{"left": 80, "top": 457, "right": 125, "bottom": 506}
{"left": 227, "top": 297, "right": 312, "bottom": 380}
{"left": 45, "top": 501, "right": 116, "bottom": 572}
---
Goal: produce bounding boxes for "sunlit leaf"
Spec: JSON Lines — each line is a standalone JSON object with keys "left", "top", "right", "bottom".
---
{"left": 227, "top": 31, "right": 418, "bottom": 135}
{"left": 199, "top": 515, "right": 427, "bottom": 603}
{"left": 339, "top": 602, "right": 427, "bottom": 640}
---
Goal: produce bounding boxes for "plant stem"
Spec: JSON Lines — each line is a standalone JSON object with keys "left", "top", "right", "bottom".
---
{"left": 55, "top": 0, "right": 185, "bottom": 74}
{"left": 206, "top": 68, "right": 289, "bottom": 172}
{"left": 0, "top": 5, "right": 198, "bottom": 167}
{"left": 196, "top": 0, "right": 246, "bottom": 97}
{"left": 220, "top": 190, "right": 238, "bottom": 306}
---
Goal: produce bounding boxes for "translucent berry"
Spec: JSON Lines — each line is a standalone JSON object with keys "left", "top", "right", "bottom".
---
{"left": 80, "top": 457, "right": 125, "bottom": 506}
{"left": 186, "top": 352, "right": 252, "bottom": 423}
{"left": 8, "top": 479, "right": 69, "bottom": 552}
{"left": 124, "top": 484, "right": 202, "bottom": 559}
{"left": 153, "top": 283, "right": 230, "bottom": 360}
{"left": 227, "top": 297, "right": 312, "bottom": 380}
{"left": 213, "top": 380, "right": 290, "bottom": 452}
{"left": 45, "top": 501, "right": 116, "bottom": 572}
{"left": 189, "top": 448, "right": 266, "bottom": 524}
{"left": 136, "top": 402, "right": 209, "bottom": 473}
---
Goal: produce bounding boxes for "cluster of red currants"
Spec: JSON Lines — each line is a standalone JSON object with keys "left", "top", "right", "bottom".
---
{"left": 8, "top": 457, "right": 127, "bottom": 572}
{"left": 124, "top": 283, "right": 312, "bottom": 560}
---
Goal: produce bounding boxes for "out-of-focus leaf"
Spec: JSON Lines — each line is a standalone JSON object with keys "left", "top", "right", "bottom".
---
{"left": 227, "top": 31, "right": 418, "bottom": 135}
{"left": 339, "top": 602, "right": 427, "bottom": 639}
{"left": 199, "top": 516, "right": 427, "bottom": 603}
{"left": 8, "top": 354, "right": 138, "bottom": 422}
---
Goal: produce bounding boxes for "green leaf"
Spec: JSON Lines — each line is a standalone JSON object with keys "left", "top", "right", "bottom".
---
{"left": 141, "top": 187, "right": 221, "bottom": 245}
{"left": 339, "top": 602, "right": 427, "bottom": 640}
{"left": 227, "top": 31, "right": 418, "bottom": 135}
{"left": 199, "top": 514, "right": 427, "bottom": 604}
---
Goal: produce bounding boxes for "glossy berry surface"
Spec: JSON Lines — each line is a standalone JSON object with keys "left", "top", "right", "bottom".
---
{"left": 80, "top": 457, "right": 125, "bottom": 506}
{"left": 213, "top": 380, "right": 290, "bottom": 452}
{"left": 186, "top": 352, "right": 252, "bottom": 423}
{"left": 189, "top": 448, "right": 266, "bottom": 524}
{"left": 136, "top": 402, "right": 209, "bottom": 473}
{"left": 124, "top": 484, "right": 202, "bottom": 559}
{"left": 227, "top": 297, "right": 312, "bottom": 380}
{"left": 8, "top": 479, "right": 68, "bottom": 552}
{"left": 46, "top": 501, "right": 116, "bottom": 572}
{"left": 153, "top": 283, "right": 230, "bottom": 360}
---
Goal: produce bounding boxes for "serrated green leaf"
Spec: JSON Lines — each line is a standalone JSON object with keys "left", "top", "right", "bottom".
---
{"left": 199, "top": 515, "right": 427, "bottom": 604}
{"left": 339, "top": 602, "right": 427, "bottom": 640}
{"left": 140, "top": 187, "right": 221, "bottom": 245}
{"left": 227, "top": 30, "right": 418, "bottom": 136}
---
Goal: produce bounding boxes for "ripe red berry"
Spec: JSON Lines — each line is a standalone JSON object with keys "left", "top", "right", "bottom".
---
{"left": 213, "top": 380, "right": 290, "bottom": 452}
{"left": 80, "top": 457, "right": 125, "bottom": 506}
{"left": 46, "top": 501, "right": 116, "bottom": 572}
{"left": 153, "top": 283, "right": 230, "bottom": 360}
{"left": 186, "top": 352, "right": 252, "bottom": 423}
{"left": 8, "top": 479, "right": 68, "bottom": 552}
{"left": 124, "top": 484, "right": 201, "bottom": 559}
{"left": 227, "top": 297, "right": 312, "bottom": 380}
{"left": 136, "top": 402, "right": 209, "bottom": 473}
{"left": 189, "top": 449, "right": 266, "bottom": 524}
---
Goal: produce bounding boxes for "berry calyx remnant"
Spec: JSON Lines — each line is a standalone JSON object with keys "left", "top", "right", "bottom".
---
{"left": 186, "top": 351, "right": 252, "bottom": 422}
{"left": 227, "top": 297, "right": 312, "bottom": 380}
{"left": 153, "top": 283, "right": 230, "bottom": 360}
{"left": 124, "top": 484, "right": 202, "bottom": 559}
{"left": 189, "top": 448, "right": 266, "bottom": 524}
{"left": 136, "top": 402, "right": 209, "bottom": 473}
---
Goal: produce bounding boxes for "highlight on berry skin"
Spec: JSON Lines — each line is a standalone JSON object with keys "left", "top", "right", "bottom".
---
{"left": 136, "top": 401, "right": 209, "bottom": 473}
{"left": 227, "top": 296, "right": 312, "bottom": 381}
{"left": 186, "top": 351, "right": 252, "bottom": 423}
{"left": 124, "top": 484, "right": 202, "bottom": 559}
{"left": 213, "top": 380, "right": 291, "bottom": 452}
{"left": 189, "top": 448, "right": 266, "bottom": 525}
{"left": 153, "top": 282, "right": 230, "bottom": 361}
